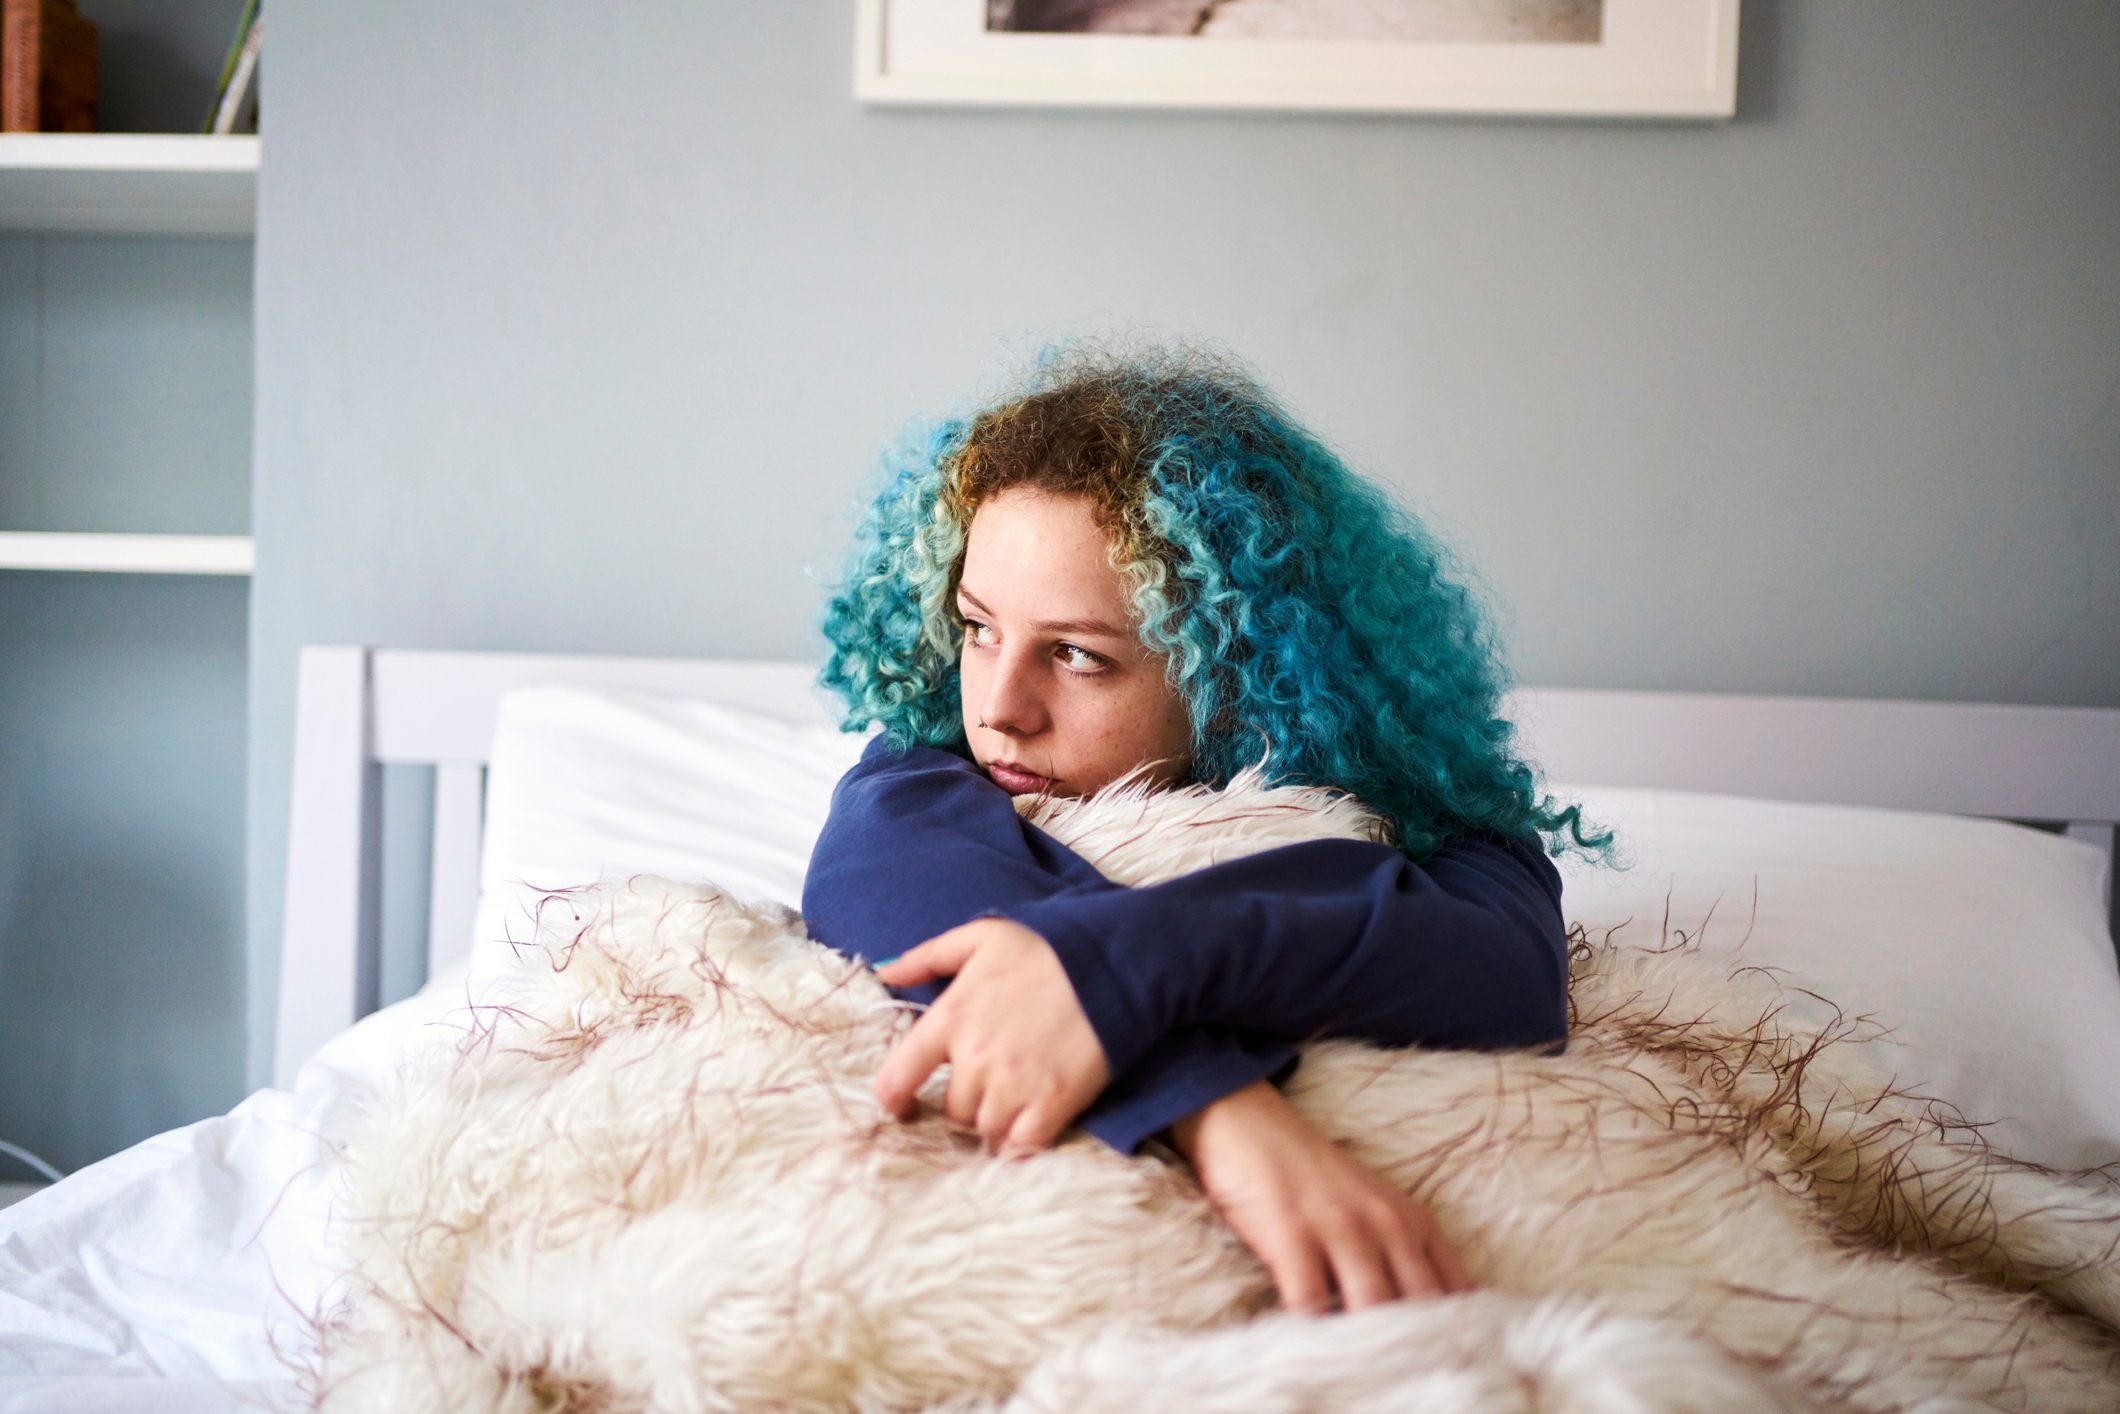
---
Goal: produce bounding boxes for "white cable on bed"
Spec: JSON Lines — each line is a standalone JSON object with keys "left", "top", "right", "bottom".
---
{"left": 0, "top": 1137, "right": 65, "bottom": 1183}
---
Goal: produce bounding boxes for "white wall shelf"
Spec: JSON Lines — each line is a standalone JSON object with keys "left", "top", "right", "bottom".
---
{"left": 0, "top": 532, "right": 253, "bottom": 575}
{"left": 0, "top": 133, "right": 258, "bottom": 236}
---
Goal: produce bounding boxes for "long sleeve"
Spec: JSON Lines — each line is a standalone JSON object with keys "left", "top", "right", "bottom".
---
{"left": 982, "top": 828, "right": 1569, "bottom": 1082}
{"left": 1082, "top": 1028, "right": 1301, "bottom": 1156}
{"left": 802, "top": 735, "right": 1296, "bottom": 1153}
{"left": 800, "top": 733, "right": 1568, "bottom": 1153}
{"left": 800, "top": 734, "right": 1112, "bottom": 982}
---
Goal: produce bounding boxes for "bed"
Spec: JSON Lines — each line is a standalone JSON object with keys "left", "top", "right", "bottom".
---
{"left": 2, "top": 644, "right": 2116, "bottom": 1413}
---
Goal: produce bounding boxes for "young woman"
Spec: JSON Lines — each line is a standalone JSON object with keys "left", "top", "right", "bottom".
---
{"left": 802, "top": 345, "right": 1610, "bottom": 1316}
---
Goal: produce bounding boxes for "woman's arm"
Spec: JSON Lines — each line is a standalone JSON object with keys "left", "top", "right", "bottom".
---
{"left": 804, "top": 734, "right": 1567, "bottom": 1148}
{"left": 979, "top": 830, "right": 1569, "bottom": 1083}
{"left": 800, "top": 734, "right": 1111, "bottom": 980}
{"left": 804, "top": 746, "right": 1464, "bottom": 1311}
{"left": 806, "top": 738, "right": 1566, "bottom": 1048}
{"left": 1169, "top": 1077, "right": 1471, "bottom": 1312}
{"left": 803, "top": 736, "right": 1301, "bottom": 1155}
{"left": 1074, "top": 1026, "right": 1299, "bottom": 1157}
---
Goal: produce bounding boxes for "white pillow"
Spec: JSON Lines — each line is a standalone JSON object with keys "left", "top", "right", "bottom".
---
{"left": 1552, "top": 784, "right": 2120, "bottom": 1171}
{"left": 466, "top": 686, "right": 875, "bottom": 988}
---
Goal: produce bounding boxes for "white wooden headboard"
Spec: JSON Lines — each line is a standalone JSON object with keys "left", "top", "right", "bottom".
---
{"left": 272, "top": 644, "right": 2120, "bottom": 1088}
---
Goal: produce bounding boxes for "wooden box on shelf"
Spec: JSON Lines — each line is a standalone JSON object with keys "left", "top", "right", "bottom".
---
{"left": 1, "top": 0, "right": 99, "bottom": 133}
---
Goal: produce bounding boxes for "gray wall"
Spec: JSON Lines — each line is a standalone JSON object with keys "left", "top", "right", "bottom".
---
{"left": 0, "top": 572, "right": 248, "bottom": 1172}
{"left": 247, "top": 2, "right": 2120, "bottom": 1092}
{"left": 0, "top": 2, "right": 256, "bottom": 1171}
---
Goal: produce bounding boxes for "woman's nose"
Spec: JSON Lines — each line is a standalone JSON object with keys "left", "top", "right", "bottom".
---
{"left": 979, "top": 647, "right": 1047, "bottom": 736}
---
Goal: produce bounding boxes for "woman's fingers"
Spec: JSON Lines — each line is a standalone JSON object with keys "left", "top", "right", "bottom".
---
{"left": 1261, "top": 1230, "right": 1335, "bottom": 1316}
{"left": 1377, "top": 1223, "right": 1448, "bottom": 1303}
{"left": 872, "top": 926, "right": 980, "bottom": 987}
{"left": 942, "top": 1055, "right": 984, "bottom": 1131}
{"left": 974, "top": 1087, "right": 1021, "bottom": 1155}
{"left": 1272, "top": 1202, "right": 1460, "bottom": 1313}
{"left": 1325, "top": 1229, "right": 1401, "bottom": 1311}
{"left": 871, "top": 1013, "right": 953, "bottom": 1119}
{"left": 1176, "top": 1079, "right": 1469, "bottom": 1316}
{"left": 997, "top": 1100, "right": 1067, "bottom": 1158}
{"left": 1309, "top": 1216, "right": 1453, "bottom": 1312}
{"left": 1224, "top": 1199, "right": 1333, "bottom": 1314}
{"left": 970, "top": 1079, "right": 1073, "bottom": 1158}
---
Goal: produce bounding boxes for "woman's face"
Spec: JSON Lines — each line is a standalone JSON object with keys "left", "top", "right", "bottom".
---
{"left": 957, "top": 487, "right": 1194, "bottom": 799}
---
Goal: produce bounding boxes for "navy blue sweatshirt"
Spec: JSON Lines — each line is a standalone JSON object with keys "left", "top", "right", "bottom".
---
{"left": 801, "top": 734, "right": 1569, "bottom": 1155}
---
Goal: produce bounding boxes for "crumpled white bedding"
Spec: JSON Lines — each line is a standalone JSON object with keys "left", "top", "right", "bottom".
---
{"left": 0, "top": 958, "right": 487, "bottom": 1414}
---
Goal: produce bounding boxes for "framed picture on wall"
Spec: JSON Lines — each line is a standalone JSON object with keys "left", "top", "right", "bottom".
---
{"left": 854, "top": 0, "right": 1739, "bottom": 120}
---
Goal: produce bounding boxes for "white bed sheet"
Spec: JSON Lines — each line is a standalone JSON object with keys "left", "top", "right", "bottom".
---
{"left": 0, "top": 959, "right": 488, "bottom": 1414}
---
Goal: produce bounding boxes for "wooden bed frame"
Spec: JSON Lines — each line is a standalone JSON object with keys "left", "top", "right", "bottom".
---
{"left": 270, "top": 644, "right": 2120, "bottom": 1089}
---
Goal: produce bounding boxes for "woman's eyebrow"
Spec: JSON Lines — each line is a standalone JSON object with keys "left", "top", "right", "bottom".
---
{"left": 957, "top": 586, "right": 1130, "bottom": 640}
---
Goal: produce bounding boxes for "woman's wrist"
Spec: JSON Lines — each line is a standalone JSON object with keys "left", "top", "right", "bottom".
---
{"left": 1168, "top": 1077, "right": 1286, "bottom": 1160}
{"left": 1165, "top": 1075, "right": 1474, "bottom": 1311}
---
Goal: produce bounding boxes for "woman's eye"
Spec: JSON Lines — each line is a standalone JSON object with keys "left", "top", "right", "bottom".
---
{"left": 961, "top": 617, "right": 1105, "bottom": 674}
{"left": 1057, "top": 643, "right": 1108, "bottom": 672}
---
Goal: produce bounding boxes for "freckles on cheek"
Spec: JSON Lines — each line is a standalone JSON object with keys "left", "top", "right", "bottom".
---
{"left": 1092, "top": 707, "right": 1152, "bottom": 764}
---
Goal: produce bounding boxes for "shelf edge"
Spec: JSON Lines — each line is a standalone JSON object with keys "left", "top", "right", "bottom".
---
{"left": 0, "top": 133, "right": 260, "bottom": 173}
{"left": 0, "top": 532, "right": 255, "bottom": 576}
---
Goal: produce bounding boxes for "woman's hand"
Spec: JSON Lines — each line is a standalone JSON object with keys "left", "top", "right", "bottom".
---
{"left": 1169, "top": 1079, "right": 1471, "bottom": 1313}
{"left": 871, "top": 919, "right": 1110, "bottom": 1156}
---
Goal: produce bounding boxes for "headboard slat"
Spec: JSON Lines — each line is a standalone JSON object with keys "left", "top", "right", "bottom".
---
{"left": 426, "top": 764, "right": 487, "bottom": 989}
{"left": 273, "top": 646, "right": 378, "bottom": 1089}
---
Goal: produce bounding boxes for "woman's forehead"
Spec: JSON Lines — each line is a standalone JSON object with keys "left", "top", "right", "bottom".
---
{"left": 961, "top": 489, "right": 1133, "bottom": 626}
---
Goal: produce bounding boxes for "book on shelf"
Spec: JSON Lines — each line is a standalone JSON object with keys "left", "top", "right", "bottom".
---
{"left": 202, "top": 0, "right": 260, "bottom": 136}
{"left": 1, "top": 0, "right": 99, "bottom": 133}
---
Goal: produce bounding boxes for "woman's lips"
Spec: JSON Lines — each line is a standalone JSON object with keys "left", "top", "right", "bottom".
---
{"left": 987, "top": 762, "right": 1054, "bottom": 796}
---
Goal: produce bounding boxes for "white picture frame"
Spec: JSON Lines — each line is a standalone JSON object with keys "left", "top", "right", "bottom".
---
{"left": 855, "top": 0, "right": 1739, "bottom": 120}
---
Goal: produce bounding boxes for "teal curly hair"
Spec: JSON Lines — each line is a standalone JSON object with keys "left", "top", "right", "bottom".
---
{"left": 816, "top": 343, "right": 1614, "bottom": 866}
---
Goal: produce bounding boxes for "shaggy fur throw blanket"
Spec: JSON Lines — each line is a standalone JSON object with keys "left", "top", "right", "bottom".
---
{"left": 304, "top": 770, "right": 2120, "bottom": 1413}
